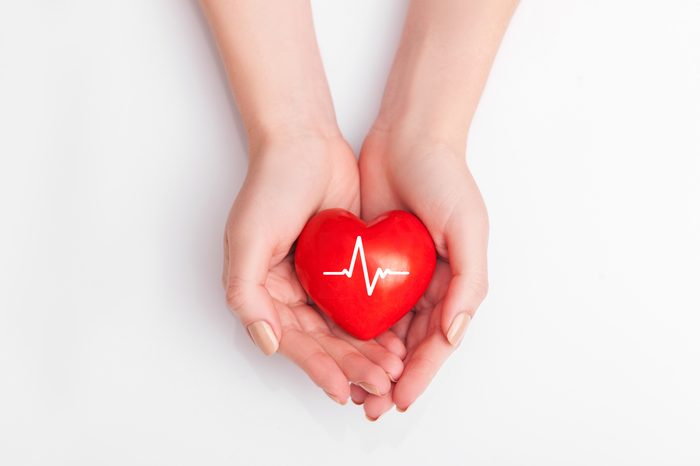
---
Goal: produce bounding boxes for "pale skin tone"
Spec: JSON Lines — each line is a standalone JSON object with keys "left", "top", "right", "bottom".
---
{"left": 200, "top": 0, "right": 518, "bottom": 419}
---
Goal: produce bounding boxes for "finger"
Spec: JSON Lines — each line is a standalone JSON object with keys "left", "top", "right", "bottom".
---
{"left": 346, "top": 338, "right": 404, "bottom": 382}
{"left": 350, "top": 383, "right": 368, "bottom": 405}
{"left": 392, "top": 325, "right": 454, "bottom": 412}
{"left": 327, "top": 323, "right": 405, "bottom": 381}
{"left": 390, "top": 311, "right": 414, "bottom": 343}
{"left": 312, "top": 333, "right": 392, "bottom": 397}
{"left": 277, "top": 324, "right": 350, "bottom": 404}
{"left": 441, "top": 196, "right": 489, "bottom": 347}
{"left": 363, "top": 391, "right": 395, "bottom": 421}
{"left": 407, "top": 262, "right": 449, "bottom": 351}
{"left": 294, "top": 304, "right": 394, "bottom": 395}
{"left": 224, "top": 214, "right": 282, "bottom": 355}
{"left": 374, "top": 329, "right": 407, "bottom": 360}
{"left": 405, "top": 308, "right": 431, "bottom": 353}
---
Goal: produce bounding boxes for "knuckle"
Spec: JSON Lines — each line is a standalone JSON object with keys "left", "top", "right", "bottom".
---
{"left": 225, "top": 277, "right": 248, "bottom": 313}
{"left": 340, "top": 351, "right": 365, "bottom": 369}
{"left": 299, "top": 349, "right": 331, "bottom": 370}
{"left": 466, "top": 273, "right": 489, "bottom": 301}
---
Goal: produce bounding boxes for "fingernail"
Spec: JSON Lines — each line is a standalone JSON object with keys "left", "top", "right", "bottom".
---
{"left": 365, "top": 414, "right": 379, "bottom": 422}
{"left": 356, "top": 382, "right": 382, "bottom": 396}
{"left": 396, "top": 405, "right": 409, "bottom": 413}
{"left": 247, "top": 321, "right": 279, "bottom": 355}
{"left": 446, "top": 312, "right": 471, "bottom": 346}
{"left": 324, "top": 390, "right": 345, "bottom": 405}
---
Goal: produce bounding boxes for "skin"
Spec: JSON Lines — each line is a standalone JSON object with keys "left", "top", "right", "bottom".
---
{"left": 201, "top": 0, "right": 404, "bottom": 404}
{"left": 358, "top": 0, "right": 519, "bottom": 420}
{"left": 200, "top": 0, "right": 518, "bottom": 417}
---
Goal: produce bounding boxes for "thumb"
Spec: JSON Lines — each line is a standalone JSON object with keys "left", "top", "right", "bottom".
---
{"left": 440, "top": 206, "right": 489, "bottom": 347}
{"left": 224, "top": 227, "right": 282, "bottom": 356}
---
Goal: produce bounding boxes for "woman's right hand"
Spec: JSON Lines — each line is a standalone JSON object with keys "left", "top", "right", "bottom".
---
{"left": 223, "top": 133, "right": 405, "bottom": 404}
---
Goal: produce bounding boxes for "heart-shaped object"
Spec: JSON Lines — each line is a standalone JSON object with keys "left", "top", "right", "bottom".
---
{"left": 294, "top": 208, "right": 436, "bottom": 340}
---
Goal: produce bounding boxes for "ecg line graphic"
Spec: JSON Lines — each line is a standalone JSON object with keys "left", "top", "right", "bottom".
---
{"left": 322, "top": 236, "right": 409, "bottom": 296}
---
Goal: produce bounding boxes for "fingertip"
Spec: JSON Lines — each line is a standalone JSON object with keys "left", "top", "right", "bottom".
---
{"left": 324, "top": 390, "right": 348, "bottom": 405}
{"left": 247, "top": 320, "right": 279, "bottom": 355}
{"left": 392, "top": 381, "right": 417, "bottom": 412}
{"left": 376, "top": 376, "right": 393, "bottom": 397}
{"left": 445, "top": 312, "right": 471, "bottom": 346}
{"left": 392, "top": 333, "right": 451, "bottom": 410}
{"left": 439, "top": 273, "right": 486, "bottom": 342}
{"left": 345, "top": 355, "right": 392, "bottom": 396}
{"left": 375, "top": 330, "right": 407, "bottom": 359}
{"left": 356, "top": 381, "right": 383, "bottom": 397}
{"left": 334, "top": 331, "right": 405, "bottom": 382}
{"left": 360, "top": 341, "right": 404, "bottom": 383}
{"left": 350, "top": 384, "right": 368, "bottom": 405}
{"left": 363, "top": 393, "right": 394, "bottom": 421}
{"left": 383, "top": 354, "right": 404, "bottom": 382}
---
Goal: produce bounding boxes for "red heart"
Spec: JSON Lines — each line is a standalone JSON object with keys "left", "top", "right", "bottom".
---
{"left": 294, "top": 209, "right": 436, "bottom": 340}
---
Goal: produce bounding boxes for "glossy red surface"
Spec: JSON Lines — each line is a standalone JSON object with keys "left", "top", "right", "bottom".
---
{"left": 294, "top": 208, "right": 436, "bottom": 340}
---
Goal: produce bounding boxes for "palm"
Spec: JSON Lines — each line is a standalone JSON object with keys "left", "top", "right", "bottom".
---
{"left": 264, "top": 255, "right": 404, "bottom": 398}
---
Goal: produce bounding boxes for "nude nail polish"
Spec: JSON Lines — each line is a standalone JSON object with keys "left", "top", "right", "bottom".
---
{"left": 324, "top": 390, "right": 345, "bottom": 405}
{"left": 446, "top": 312, "right": 471, "bottom": 346}
{"left": 356, "top": 382, "right": 382, "bottom": 396}
{"left": 247, "top": 321, "right": 279, "bottom": 355}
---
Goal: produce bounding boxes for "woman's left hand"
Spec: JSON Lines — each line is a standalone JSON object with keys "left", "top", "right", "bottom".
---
{"left": 354, "top": 129, "right": 490, "bottom": 419}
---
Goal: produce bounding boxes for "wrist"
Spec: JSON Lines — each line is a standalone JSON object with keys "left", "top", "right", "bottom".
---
{"left": 246, "top": 112, "right": 343, "bottom": 154}
{"left": 368, "top": 118, "right": 468, "bottom": 158}
{"left": 371, "top": 79, "right": 471, "bottom": 155}
{"left": 362, "top": 124, "right": 468, "bottom": 171}
{"left": 246, "top": 126, "right": 352, "bottom": 170}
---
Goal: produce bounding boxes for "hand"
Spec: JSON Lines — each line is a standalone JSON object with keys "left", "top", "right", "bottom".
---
{"left": 202, "top": 0, "right": 514, "bottom": 416}
{"left": 223, "top": 133, "right": 405, "bottom": 404}
{"left": 354, "top": 129, "right": 489, "bottom": 419}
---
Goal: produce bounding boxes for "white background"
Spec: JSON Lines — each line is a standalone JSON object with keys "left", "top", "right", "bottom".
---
{"left": 1, "top": 1, "right": 699, "bottom": 465}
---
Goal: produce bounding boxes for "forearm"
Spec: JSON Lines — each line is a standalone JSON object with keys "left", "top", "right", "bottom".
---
{"left": 200, "top": 0, "right": 340, "bottom": 147}
{"left": 374, "top": 0, "right": 519, "bottom": 153}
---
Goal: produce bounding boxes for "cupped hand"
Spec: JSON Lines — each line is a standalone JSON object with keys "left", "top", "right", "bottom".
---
{"left": 356, "top": 129, "right": 489, "bottom": 419}
{"left": 223, "top": 134, "right": 405, "bottom": 404}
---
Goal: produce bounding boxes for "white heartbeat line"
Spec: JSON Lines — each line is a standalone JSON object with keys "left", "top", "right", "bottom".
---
{"left": 322, "top": 235, "right": 409, "bottom": 296}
